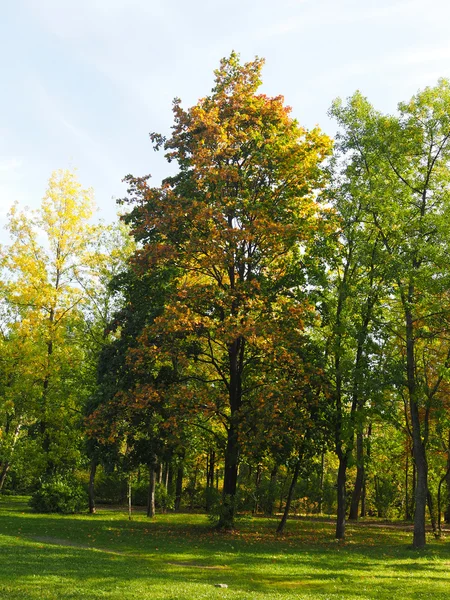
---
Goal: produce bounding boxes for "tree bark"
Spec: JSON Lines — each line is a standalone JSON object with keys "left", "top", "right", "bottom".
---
{"left": 335, "top": 455, "right": 348, "bottom": 539}
{"left": 218, "top": 420, "right": 239, "bottom": 528}
{"left": 405, "top": 301, "right": 428, "bottom": 549}
{"left": 360, "top": 424, "right": 371, "bottom": 517}
{"left": 253, "top": 463, "right": 262, "bottom": 515}
{"left": 405, "top": 443, "right": 410, "bottom": 520}
{"left": 349, "top": 431, "right": 364, "bottom": 520}
{"left": 427, "top": 490, "right": 437, "bottom": 537}
{"left": 175, "top": 463, "right": 183, "bottom": 512}
{"left": 277, "top": 459, "right": 300, "bottom": 534}
{"left": 318, "top": 451, "right": 324, "bottom": 514}
{"left": 128, "top": 475, "right": 132, "bottom": 520}
{"left": 217, "top": 335, "right": 244, "bottom": 529}
{"left": 88, "top": 458, "right": 97, "bottom": 514}
{"left": 0, "top": 423, "right": 21, "bottom": 492}
{"left": 147, "top": 465, "right": 156, "bottom": 518}
{"left": 266, "top": 464, "right": 278, "bottom": 516}
{"left": 360, "top": 477, "right": 366, "bottom": 518}
{"left": 0, "top": 463, "right": 11, "bottom": 492}
{"left": 445, "top": 432, "right": 450, "bottom": 524}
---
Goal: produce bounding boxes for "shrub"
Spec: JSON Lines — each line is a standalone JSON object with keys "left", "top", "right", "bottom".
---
{"left": 155, "top": 482, "right": 174, "bottom": 512}
{"left": 30, "top": 476, "right": 88, "bottom": 514}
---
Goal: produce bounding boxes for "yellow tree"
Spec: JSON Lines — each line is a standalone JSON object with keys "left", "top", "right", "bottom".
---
{"left": 2, "top": 169, "right": 96, "bottom": 477}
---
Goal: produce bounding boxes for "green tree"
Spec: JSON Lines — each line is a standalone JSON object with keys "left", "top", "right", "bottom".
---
{"left": 331, "top": 80, "right": 450, "bottom": 548}
{"left": 1, "top": 169, "right": 98, "bottom": 481}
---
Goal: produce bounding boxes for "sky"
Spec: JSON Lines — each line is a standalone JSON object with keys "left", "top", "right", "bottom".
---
{"left": 1, "top": 0, "right": 450, "bottom": 240}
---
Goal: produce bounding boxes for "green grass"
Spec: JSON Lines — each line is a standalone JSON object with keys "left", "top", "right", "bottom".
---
{"left": 0, "top": 497, "right": 448, "bottom": 599}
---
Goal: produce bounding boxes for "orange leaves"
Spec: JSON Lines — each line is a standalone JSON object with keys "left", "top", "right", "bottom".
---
{"left": 114, "top": 54, "right": 333, "bottom": 486}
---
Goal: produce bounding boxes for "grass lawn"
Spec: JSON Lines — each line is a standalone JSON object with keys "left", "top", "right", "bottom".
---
{"left": 0, "top": 497, "right": 448, "bottom": 599}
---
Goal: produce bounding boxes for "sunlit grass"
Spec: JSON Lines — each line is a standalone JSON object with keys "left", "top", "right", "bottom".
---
{"left": 0, "top": 496, "right": 448, "bottom": 599}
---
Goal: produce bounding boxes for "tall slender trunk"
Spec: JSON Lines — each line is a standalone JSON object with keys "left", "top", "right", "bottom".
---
{"left": 427, "top": 490, "right": 437, "bottom": 537}
{"left": 88, "top": 458, "right": 97, "bottom": 514}
{"left": 174, "top": 462, "right": 183, "bottom": 512}
{"left": 253, "top": 463, "right": 262, "bottom": 515}
{"left": 147, "top": 464, "right": 156, "bottom": 518}
{"left": 360, "top": 477, "right": 366, "bottom": 517}
{"left": 0, "top": 423, "right": 21, "bottom": 492}
{"left": 157, "top": 462, "right": 162, "bottom": 484}
{"left": 167, "top": 464, "right": 173, "bottom": 495}
{"left": 0, "top": 463, "right": 11, "bottom": 492}
{"left": 218, "top": 335, "right": 244, "bottom": 529}
{"left": 128, "top": 475, "right": 132, "bottom": 520}
{"left": 445, "top": 432, "right": 450, "bottom": 524}
{"left": 438, "top": 461, "right": 450, "bottom": 536}
{"left": 318, "top": 451, "right": 324, "bottom": 514}
{"left": 163, "top": 462, "right": 169, "bottom": 490}
{"left": 206, "top": 450, "right": 215, "bottom": 511}
{"left": 219, "top": 421, "right": 239, "bottom": 527}
{"left": 349, "top": 431, "right": 364, "bottom": 520}
{"left": 360, "top": 424, "right": 371, "bottom": 517}
{"left": 405, "top": 444, "right": 410, "bottom": 520}
{"left": 335, "top": 455, "right": 348, "bottom": 539}
{"left": 277, "top": 458, "right": 301, "bottom": 534}
{"left": 189, "top": 461, "right": 199, "bottom": 510}
{"left": 278, "top": 472, "right": 288, "bottom": 513}
{"left": 405, "top": 300, "right": 428, "bottom": 549}
{"left": 411, "top": 461, "right": 416, "bottom": 518}
{"left": 266, "top": 464, "right": 278, "bottom": 516}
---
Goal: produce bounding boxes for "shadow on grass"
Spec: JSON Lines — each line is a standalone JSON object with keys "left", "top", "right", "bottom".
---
{"left": 0, "top": 497, "right": 449, "bottom": 599}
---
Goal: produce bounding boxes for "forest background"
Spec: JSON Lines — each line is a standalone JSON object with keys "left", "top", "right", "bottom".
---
{"left": 1, "top": 49, "right": 450, "bottom": 552}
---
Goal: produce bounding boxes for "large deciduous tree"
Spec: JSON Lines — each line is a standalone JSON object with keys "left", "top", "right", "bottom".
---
{"left": 331, "top": 80, "right": 450, "bottom": 548}
{"left": 2, "top": 169, "right": 97, "bottom": 479}
{"left": 121, "top": 52, "right": 332, "bottom": 527}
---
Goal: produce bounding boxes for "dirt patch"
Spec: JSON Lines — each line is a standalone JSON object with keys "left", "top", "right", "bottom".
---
{"left": 31, "top": 536, "right": 126, "bottom": 555}
{"left": 168, "top": 561, "right": 229, "bottom": 570}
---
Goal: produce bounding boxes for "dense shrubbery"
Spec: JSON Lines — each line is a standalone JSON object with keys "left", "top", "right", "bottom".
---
{"left": 30, "top": 477, "right": 88, "bottom": 514}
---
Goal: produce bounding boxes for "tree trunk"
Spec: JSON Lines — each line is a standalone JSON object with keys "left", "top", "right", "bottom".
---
{"left": 164, "top": 462, "right": 169, "bottom": 490}
{"left": 405, "top": 301, "right": 428, "bottom": 549}
{"left": 349, "top": 431, "right": 364, "bottom": 520}
{"left": 167, "top": 464, "right": 173, "bottom": 496}
{"left": 253, "top": 463, "right": 262, "bottom": 515}
{"left": 405, "top": 444, "right": 410, "bottom": 520}
{"left": 147, "top": 465, "right": 156, "bottom": 518}
{"left": 0, "top": 463, "right": 11, "bottom": 492}
{"left": 427, "top": 490, "right": 437, "bottom": 537}
{"left": 88, "top": 458, "right": 97, "bottom": 514}
{"left": 217, "top": 335, "right": 244, "bottom": 529}
{"left": 218, "top": 421, "right": 239, "bottom": 528}
{"left": 278, "top": 472, "right": 288, "bottom": 513}
{"left": 0, "top": 423, "right": 21, "bottom": 493}
{"left": 156, "top": 462, "right": 162, "bottom": 484}
{"left": 128, "top": 475, "right": 132, "bottom": 520}
{"left": 335, "top": 455, "right": 348, "bottom": 539}
{"left": 174, "top": 463, "right": 183, "bottom": 512}
{"left": 266, "top": 464, "right": 278, "bottom": 516}
{"left": 360, "top": 424, "right": 371, "bottom": 518}
{"left": 437, "top": 463, "right": 450, "bottom": 536}
{"left": 360, "top": 476, "right": 366, "bottom": 518}
{"left": 318, "top": 451, "right": 324, "bottom": 514}
{"left": 206, "top": 450, "right": 215, "bottom": 511}
{"left": 277, "top": 459, "right": 300, "bottom": 534}
{"left": 189, "top": 461, "right": 199, "bottom": 510}
{"left": 410, "top": 414, "right": 428, "bottom": 547}
{"left": 445, "top": 433, "right": 450, "bottom": 524}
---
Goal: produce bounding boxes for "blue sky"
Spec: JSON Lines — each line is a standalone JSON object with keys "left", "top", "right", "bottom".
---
{"left": 1, "top": 0, "right": 450, "bottom": 237}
